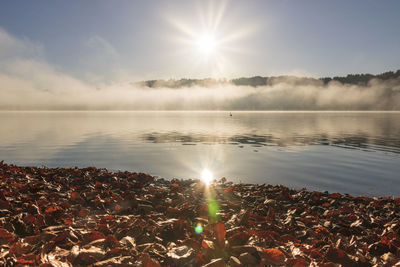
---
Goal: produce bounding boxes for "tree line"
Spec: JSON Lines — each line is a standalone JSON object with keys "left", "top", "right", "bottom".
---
{"left": 138, "top": 69, "right": 400, "bottom": 88}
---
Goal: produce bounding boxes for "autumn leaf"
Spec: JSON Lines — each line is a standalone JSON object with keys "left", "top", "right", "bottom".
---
{"left": 78, "top": 208, "right": 89, "bottom": 217}
{"left": 70, "top": 191, "right": 81, "bottom": 201}
{"left": 84, "top": 231, "right": 106, "bottom": 242}
{"left": 202, "top": 239, "right": 215, "bottom": 250}
{"left": 263, "top": 248, "right": 286, "bottom": 265}
{"left": 45, "top": 205, "right": 62, "bottom": 213}
{"left": 286, "top": 258, "right": 309, "bottom": 267}
{"left": 0, "top": 227, "right": 14, "bottom": 243}
{"left": 214, "top": 222, "right": 226, "bottom": 246}
{"left": 141, "top": 253, "right": 161, "bottom": 267}
{"left": 224, "top": 186, "right": 234, "bottom": 193}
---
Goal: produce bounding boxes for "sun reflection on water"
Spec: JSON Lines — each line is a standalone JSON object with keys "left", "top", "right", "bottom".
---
{"left": 201, "top": 169, "right": 213, "bottom": 185}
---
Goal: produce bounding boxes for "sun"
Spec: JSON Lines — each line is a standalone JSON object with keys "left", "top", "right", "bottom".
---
{"left": 166, "top": 0, "right": 258, "bottom": 76}
{"left": 197, "top": 34, "right": 217, "bottom": 55}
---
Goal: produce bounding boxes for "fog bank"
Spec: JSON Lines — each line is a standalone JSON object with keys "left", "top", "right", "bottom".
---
{"left": 1, "top": 72, "right": 400, "bottom": 110}
{"left": 1, "top": 27, "right": 400, "bottom": 110}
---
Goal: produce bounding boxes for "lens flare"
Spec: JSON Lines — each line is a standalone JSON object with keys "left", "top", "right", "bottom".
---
{"left": 207, "top": 198, "right": 220, "bottom": 222}
{"left": 195, "top": 222, "right": 203, "bottom": 234}
{"left": 201, "top": 169, "right": 213, "bottom": 185}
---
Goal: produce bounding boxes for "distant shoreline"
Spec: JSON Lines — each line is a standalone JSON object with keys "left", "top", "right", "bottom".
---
{"left": 1, "top": 110, "right": 400, "bottom": 113}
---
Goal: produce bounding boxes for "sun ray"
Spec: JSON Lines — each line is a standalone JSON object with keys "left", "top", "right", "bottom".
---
{"left": 165, "top": 0, "right": 258, "bottom": 78}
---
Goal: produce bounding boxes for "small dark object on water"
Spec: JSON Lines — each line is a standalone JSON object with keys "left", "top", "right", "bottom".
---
{"left": 230, "top": 112, "right": 232, "bottom": 116}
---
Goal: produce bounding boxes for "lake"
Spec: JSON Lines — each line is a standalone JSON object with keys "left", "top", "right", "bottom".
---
{"left": 1, "top": 111, "right": 400, "bottom": 197}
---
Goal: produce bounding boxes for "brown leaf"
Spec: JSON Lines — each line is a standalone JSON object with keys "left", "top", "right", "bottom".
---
{"left": 142, "top": 253, "right": 162, "bottom": 267}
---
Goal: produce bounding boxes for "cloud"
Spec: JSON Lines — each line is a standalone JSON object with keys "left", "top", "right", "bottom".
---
{"left": 0, "top": 27, "right": 399, "bottom": 110}
{"left": 0, "top": 28, "right": 43, "bottom": 60}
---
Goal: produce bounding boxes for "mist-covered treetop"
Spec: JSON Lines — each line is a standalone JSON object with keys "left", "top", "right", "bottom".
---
{"left": 138, "top": 69, "right": 400, "bottom": 88}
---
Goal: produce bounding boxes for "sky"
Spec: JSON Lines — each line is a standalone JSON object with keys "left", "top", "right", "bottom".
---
{"left": 0, "top": 0, "right": 400, "bottom": 84}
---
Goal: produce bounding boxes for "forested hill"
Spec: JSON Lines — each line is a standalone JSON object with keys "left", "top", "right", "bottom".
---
{"left": 139, "top": 69, "right": 400, "bottom": 88}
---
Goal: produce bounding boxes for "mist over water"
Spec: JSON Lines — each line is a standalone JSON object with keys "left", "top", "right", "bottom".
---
{"left": 2, "top": 78, "right": 400, "bottom": 111}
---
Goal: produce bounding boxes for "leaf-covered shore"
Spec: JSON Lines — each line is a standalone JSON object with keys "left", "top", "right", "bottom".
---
{"left": 1, "top": 162, "right": 400, "bottom": 266}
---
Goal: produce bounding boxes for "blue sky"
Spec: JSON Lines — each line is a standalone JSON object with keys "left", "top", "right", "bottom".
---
{"left": 0, "top": 0, "right": 400, "bottom": 83}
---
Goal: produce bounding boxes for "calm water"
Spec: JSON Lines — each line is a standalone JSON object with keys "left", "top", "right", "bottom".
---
{"left": 1, "top": 111, "right": 400, "bottom": 196}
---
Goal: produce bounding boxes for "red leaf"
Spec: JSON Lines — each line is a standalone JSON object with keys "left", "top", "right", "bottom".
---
{"left": 105, "top": 235, "right": 119, "bottom": 249}
{"left": 227, "top": 231, "right": 249, "bottom": 246}
{"left": 214, "top": 222, "right": 226, "bottom": 246}
{"left": 329, "top": 193, "right": 341, "bottom": 199}
{"left": 0, "top": 227, "right": 14, "bottom": 243}
{"left": 326, "top": 247, "right": 353, "bottom": 265}
{"left": 142, "top": 253, "right": 161, "bottom": 267}
{"left": 267, "top": 207, "right": 276, "bottom": 221}
{"left": 263, "top": 248, "right": 286, "bottom": 265}
{"left": 286, "top": 258, "right": 309, "bottom": 267}
{"left": 78, "top": 208, "right": 89, "bottom": 217}
{"left": 84, "top": 231, "right": 106, "bottom": 242}
{"left": 51, "top": 231, "right": 67, "bottom": 244}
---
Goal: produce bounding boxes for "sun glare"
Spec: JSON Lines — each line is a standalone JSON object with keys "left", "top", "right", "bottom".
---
{"left": 197, "top": 34, "right": 217, "bottom": 54}
{"left": 201, "top": 169, "right": 213, "bottom": 185}
{"left": 166, "top": 0, "right": 257, "bottom": 76}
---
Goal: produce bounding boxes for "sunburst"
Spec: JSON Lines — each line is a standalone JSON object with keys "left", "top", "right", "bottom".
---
{"left": 165, "top": 0, "right": 257, "bottom": 77}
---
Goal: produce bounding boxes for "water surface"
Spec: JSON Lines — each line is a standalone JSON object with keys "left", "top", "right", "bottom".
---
{"left": 1, "top": 111, "right": 400, "bottom": 196}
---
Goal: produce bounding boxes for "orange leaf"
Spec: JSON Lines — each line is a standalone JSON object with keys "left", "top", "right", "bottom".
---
{"left": 45, "top": 206, "right": 62, "bottom": 213}
{"left": 172, "top": 183, "right": 179, "bottom": 188}
{"left": 70, "top": 191, "right": 80, "bottom": 201}
{"left": 95, "top": 181, "right": 103, "bottom": 188}
{"left": 224, "top": 186, "right": 234, "bottom": 193}
{"left": 214, "top": 222, "right": 226, "bottom": 246}
{"left": 263, "top": 248, "right": 286, "bottom": 265}
{"left": 114, "top": 204, "right": 122, "bottom": 211}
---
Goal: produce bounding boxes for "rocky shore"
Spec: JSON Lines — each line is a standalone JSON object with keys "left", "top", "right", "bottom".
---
{"left": 1, "top": 162, "right": 400, "bottom": 266}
